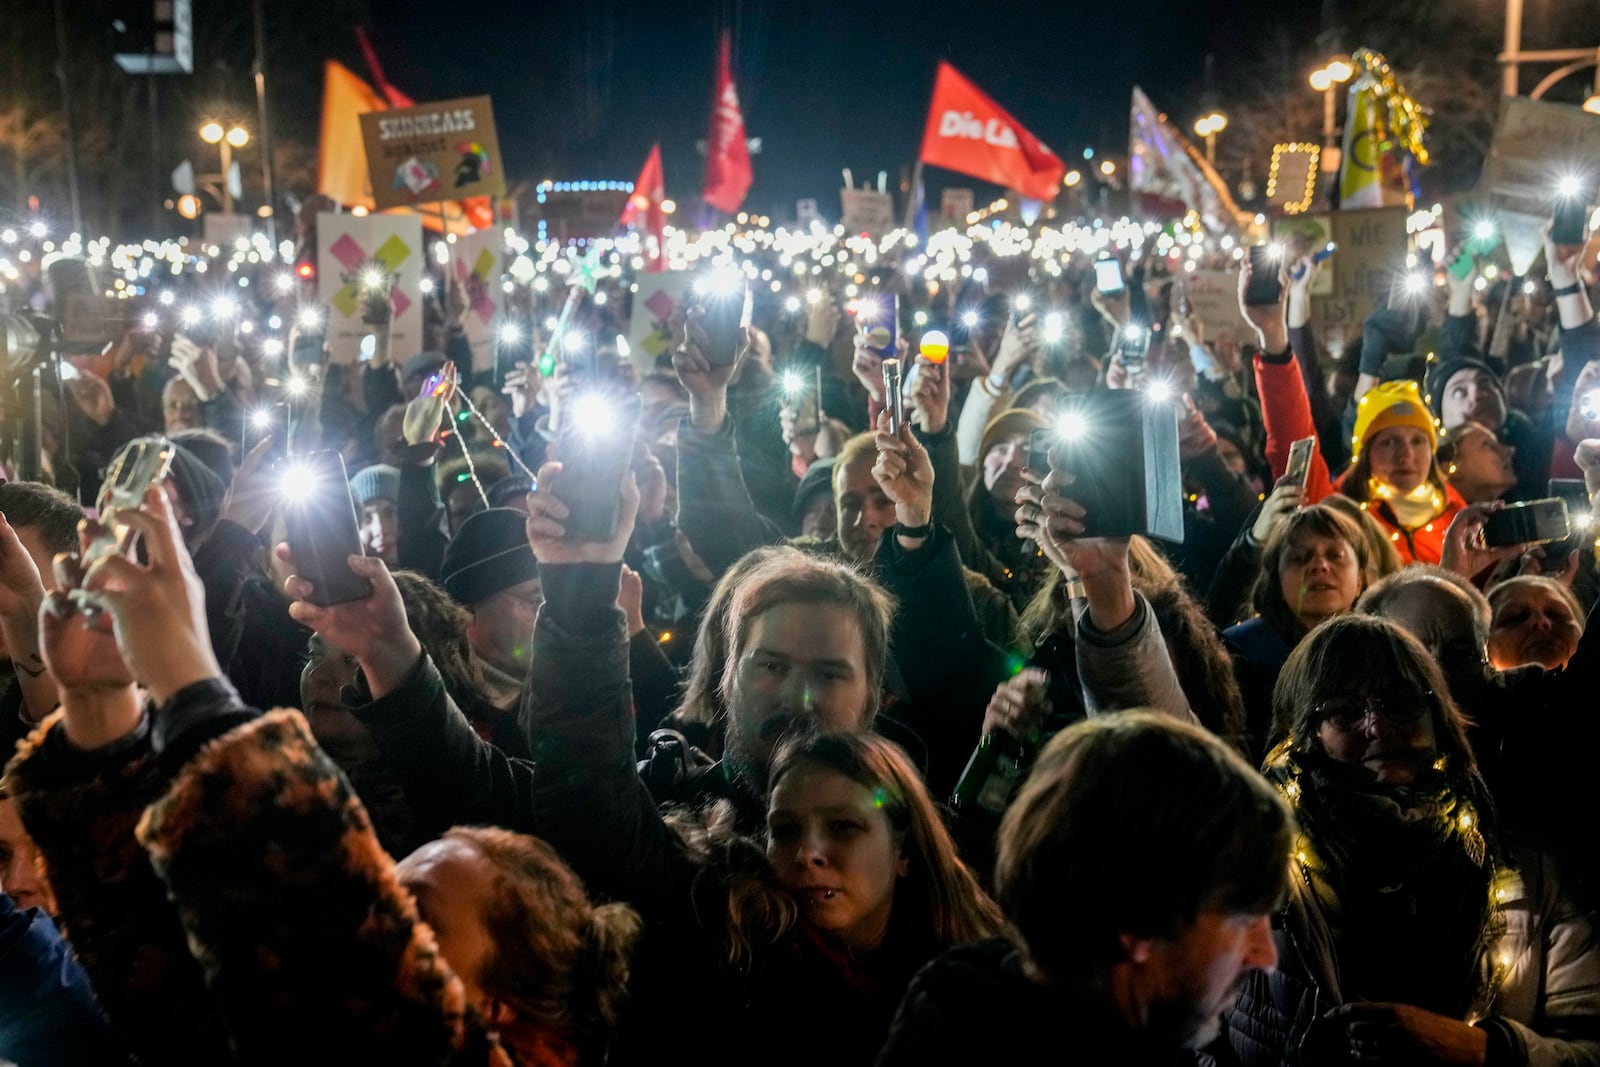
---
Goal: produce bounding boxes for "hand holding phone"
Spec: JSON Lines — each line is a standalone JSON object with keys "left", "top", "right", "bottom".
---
{"left": 279, "top": 450, "right": 373, "bottom": 606}
{"left": 1094, "top": 258, "right": 1126, "bottom": 295}
{"left": 550, "top": 391, "right": 644, "bottom": 541}
{"left": 1284, "top": 436, "right": 1316, "bottom": 493}
{"left": 1244, "top": 246, "right": 1287, "bottom": 306}
{"left": 81, "top": 436, "right": 176, "bottom": 569}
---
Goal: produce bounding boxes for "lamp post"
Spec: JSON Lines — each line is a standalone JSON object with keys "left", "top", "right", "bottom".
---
{"left": 1309, "top": 57, "right": 1354, "bottom": 174}
{"left": 199, "top": 121, "right": 249, "bottom": 214}
{"left": 1193, "top": 111, "right": 1228, "bottom": 166}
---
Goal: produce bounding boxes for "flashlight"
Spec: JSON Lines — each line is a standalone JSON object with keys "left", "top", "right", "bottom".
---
{"left": 1055, "top": 411, "right": 1089, "bottom": 441}
{"left": 695, "top": 265, "right": 744, "bottom": 298}
{"left": 784, "top": 296, "right": 801, "bottom": 313}
{"left": 883, "top": 358, "right": 905, "bottom": 433}
{"left": 1266, "top": 242, "right": 1286, "bottom": 260}
{"left": 616, "top": 335, "right": 630, "bottom": 360}
{"left": 805, "top": 289, "right": 823, "bottom": 305}
{"left": 286, "top": 374, "right": 309, "bottom": 398}
{"left": 1404, "top": 274, "right": 1429, "bottom": 296}
{"left": 1473, "top": 220, "right": 1496, "bottom": 241}
{"left": 261, "top": 338, "right": 284, "bottom": 358}
{"left": 1559, "top": 175, "right": 1584, "bottom": 199}
{"left": 853, "top": 297, "right": 882, "bottom": 322}
{"left": 1145, "top": 379, "right": 1173, "bottom": 404}
{"left": 239, "top": 320, "right": 254, "bottom": 335}
{"left": 141, "top": 312, "right": 159, "bottom": 330}
{"left": 960, "top": 310, "right": 980, "bottom": 328}
{"left": 212, "top": 297, "right": 238, "bottom": 321}
{"left": 1043, "top": 312, "right": 1065, "bottom": 344}
{"left": 179, "top": 305, "right": 201, "bottom": 327}
{"left": 593, "top": 291, "right": 608, "bottom": 307}
{"left": 1013, "top": 294, "right": 1032, "bottom": 313}
{"left": 1124, "top": 324, "right": 1144, "bottom": 341}
{"left": 920, "top": 330, "right": 950, "bottom": 363}
{"left": 275, "top": 273, "right": 297, "bottom": 294}
{"left": 782, "top": 370, "right": 806, "bottom": 395}
{"left": 1523, "top": 281, "right": 1539, "bottom": 296}
{"left": 362, "top": 269, "right": 385, "bottom": 290}
{"left": 249, "top": 408, "right": 273, "bottom": 430}
{"left": 297, "top": 307, "right": 323, "bottom": 330}
{"left": 158, "top": 290, "right": 176, "bottom": 306}
{"left": 569, "top": 392, "right": 616, "bottom": 437}
{"left": 419, "top": 277, "right": 435, "bottom": 295}
{"left": 498, "top": 322, "right": 522, "bottom": 345}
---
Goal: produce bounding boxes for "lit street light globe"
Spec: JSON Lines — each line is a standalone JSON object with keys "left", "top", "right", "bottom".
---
{"left": 199, "top": 121, "right": 225, "bottom": 144}
{"left": 226, "top": 126, "right": 250, "bottom": 148}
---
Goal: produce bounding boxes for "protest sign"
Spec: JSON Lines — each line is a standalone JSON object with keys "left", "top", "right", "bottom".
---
{"left": 448, "top": 228, "right": 502, "bottom": 374}
{"left": 1481, "top": 97, "right": 1600, "bottom": 274}
{"left": 359, "top": 96, "right": 506, "bottom": 210}
{"left": 840, "top": 188, "right": 894, "bottom": 236}
{"left": 317, "top": 212, "right": 425, "bottom": 365}
{"left": 1308, "top": 206, "right": 1408, "bottom": 354}
{"left": 1272, "top": 213, "right": 1335, "bottom": 297}
{"left": 940, "top": 187, "right": 974, "bottom": 223}
{"left": 628, "top": 270, "right": 696, "bottom": 375}
{"left": 1175, "top": 267, "right": 1253, "bottom": 348}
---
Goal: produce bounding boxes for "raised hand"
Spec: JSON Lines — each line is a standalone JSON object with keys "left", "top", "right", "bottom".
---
{"left": 501, "top": 360, "right": 538, "bottom": 420}
{"left": 1439, "top": 501, "right": 1526, "bottom": 580}
{"left": 524, "top": 461, "right": 641, "bottom": 566}
{"left": 672, "top": 309, "right": 747, "bottom": 431}
{"left": 1238, "top": 254, "right": 1290, "bottom": 354}
{"left": 168, "top": 334, "right": 226, "bottom": 401}
{"left": 907, "top": 356, "right": 951, "bottom": 435}
{"left": 279, "top": 543, "right": 419, "bottom": 698}
{"left": 66, "top": 372, "right": 116, "bottom": 427}
{"left": 403, "top": 360, "right": 457, "bottom": 446}
{"left": 1251, "top": 477, "right": 1306, "bottom": 544}
{"left": 871, "top": 410, "right": 933, "bottom": 534}
{"left": 220, "top": 436, "right": 281, "bottom": 535}
{"left": 72, "top": 486, "right": 220, "bottom": 705}
{"left": 981, "top": 668, "right": 1052, "bottom": 742}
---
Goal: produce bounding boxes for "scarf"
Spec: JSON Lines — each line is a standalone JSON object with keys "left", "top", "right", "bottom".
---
{"left": 1269, "top": 752, "right": 1500, "bottom": 1018}
{"left": 479, "top": 657, "right": 526, "bottom": 711}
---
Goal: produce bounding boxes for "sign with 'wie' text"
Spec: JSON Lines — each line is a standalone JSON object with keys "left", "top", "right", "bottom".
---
{"left": 359, "top": 95, "right": 506, "bottom": 210}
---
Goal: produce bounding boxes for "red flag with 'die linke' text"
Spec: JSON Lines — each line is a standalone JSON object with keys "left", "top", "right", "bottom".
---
{"left": 918, "top": 62, "right": 1065, "bottom": 202}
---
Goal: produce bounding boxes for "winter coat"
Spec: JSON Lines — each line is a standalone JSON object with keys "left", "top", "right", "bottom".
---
{"left": 1222, "top": 617, "right": 1295, "bottom": 766}
{"left": 877, "top": 938, "right": 1197, "bottom": 1067}
{"left": 1222, "top": 843, "right": 1600, "bottom": 1067}
{"left": 0, "top": 891, "right": 118, "bottom": 1066}
{"left": 6, "top": 694, "right": 514, "bottom": 1066}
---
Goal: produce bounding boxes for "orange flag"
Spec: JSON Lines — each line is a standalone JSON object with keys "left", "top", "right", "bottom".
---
{"left": 918, "top": 62, "right": 1064, "bottom": 203}
{"left": 316, "top": 60, "right": 492, "bottom": 234}
{"left": 622, "top": 144, "right": 667, "bottom": 272}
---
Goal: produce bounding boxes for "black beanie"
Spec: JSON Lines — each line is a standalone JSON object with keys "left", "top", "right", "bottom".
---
{"left": 166, "top": 444, "right": 227, "bottom": 541}
{"left": 1426, "top": 356, "right": 1503, "bottom": 419}
{"left": 441, "top": 508, "right": 539, "bottom": 607}
{"left": 792, "top": 456, "right": 837, "bottom": 525}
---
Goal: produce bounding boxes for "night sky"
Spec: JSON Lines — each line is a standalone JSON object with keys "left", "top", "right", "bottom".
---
{"left": 370, "top": 0, "right": 1323, "bottom": 213}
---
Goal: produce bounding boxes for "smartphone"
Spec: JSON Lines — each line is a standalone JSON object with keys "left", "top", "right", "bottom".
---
{"left": 1118, "top": 325, "right": 1150, "bottom": 374}
{"left": 702, "top": 285, "right": 753, "bottom": 367}
{"left": 292, "top": 326, "right": 327, "bottom": 366}
{"left": 280, "top": 450, "right": 373, "bottom": 606}
{"left": 1482, "top": 497, "right": 1570, "bottom": 549}
{"left": 1448, "top": 248, "right": 1477, "bottom": 281}
{"left": 1094, "top": 258, "right": 1125, "bottom": 295}
{"left": 246, "top": 401, "right": 291, "bottom": 466}
{"left": 859, "top": 293, "right": 900, "bottom": 358}
{"left": 1244, "top": 246, "right": 1285, "bottom": 306}
{"left": 792, "top": 368, "right": 822, "bottom": 436}
{"left": 551, "top": 391, "right": 643, "bottom": 541}
{"left": 82, "top": 436, "right": 176, "bottom": 568}
{"left": 1553, "top": 193, "right": 1592, "bottom": 246}
{"left": 882, "top": 358, "right": 905, "bottom": 433}
{"left": 1284, "top": 436, "right": 1317, "bottom": 492}
{"left": 1027, "top": 426, "right": 1055, "bottom": 475}
{"left": 1548, "top": 478, "right": 1591, "bottom": 557}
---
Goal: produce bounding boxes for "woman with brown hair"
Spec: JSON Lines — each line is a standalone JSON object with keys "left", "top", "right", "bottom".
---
{"left": 1225, "top": 502, "right": 1379, "bottom": 761}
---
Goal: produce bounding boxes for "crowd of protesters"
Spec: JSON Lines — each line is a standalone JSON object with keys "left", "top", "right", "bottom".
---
{"left": 0, "top": 175, "right": 1599, "bottom": 1067}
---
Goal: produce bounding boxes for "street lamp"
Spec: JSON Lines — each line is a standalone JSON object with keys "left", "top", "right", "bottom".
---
{"left": 1309, "top": 56, "right": 1355, "bottom": 170}
{"left": 1193, "top": 111, "right": 1228, "bottom": 166}
{"left": 199, "top": 121, "right": 249, "bottom": 214}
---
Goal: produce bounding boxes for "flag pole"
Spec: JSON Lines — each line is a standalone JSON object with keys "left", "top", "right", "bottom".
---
{"left": 902, "top": 160, "right": 924, "bottom": 230}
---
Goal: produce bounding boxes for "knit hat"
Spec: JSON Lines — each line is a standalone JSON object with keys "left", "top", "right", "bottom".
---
{"left": 978, "top": 408, "right": 1049, "bottom": 463}
{"left": 166, "top": 442, "right": 227, "bottom": 541}
{"left": 349, "top": 464, "right": 401, "bottom": 507}
{"left": 1425, "top": 357, "right": 1504, "bottom": 421}
{"left": 440, "top": 508, "right": 539, "bottom": 607}
{"left": 486, "top": 473, "right": 534, "bottom": 509}
{"left": 1351, "top": 379, "right": 1438, "bottom": 460}
{"left": 792, "top": 456, "right": 837, "bottom": 524}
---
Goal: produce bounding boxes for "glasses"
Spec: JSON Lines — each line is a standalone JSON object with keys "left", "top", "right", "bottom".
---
{"left": 1315, "top": 691, "right": 1432, "bottom": 732}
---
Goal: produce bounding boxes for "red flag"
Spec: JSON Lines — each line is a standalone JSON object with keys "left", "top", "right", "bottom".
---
{"left": 703, "top": 33, "right": 753, "bottom": 214}
{"left": 918, "top": 63, "right": 1065, "bottom": 202}
{"left": 622, "top": 144, "right": 667, "bottom": 272}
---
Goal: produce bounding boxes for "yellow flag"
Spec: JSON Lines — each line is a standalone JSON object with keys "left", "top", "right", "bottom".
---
{"left": 1338, "top": 83, "right": 1385, "bottom": 208}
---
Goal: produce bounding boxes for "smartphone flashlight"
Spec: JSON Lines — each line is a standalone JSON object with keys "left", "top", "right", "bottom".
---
{"left": 960, "top": 310, "right": 980, "bottom": 328}
{"left": 782, "top": 370, "right": 806, "bottom": 395}
{"left": 569, "top": 392, "right": 616, "bottom": 438}
{"left": 498, "top": 322, "right": 522, "bottom": 345}
{"left": 250, "top": 408, "right": 274, "bottom": 430}
{"left": 1145, "top": 379, "right": 1173, "bottom": 404}
{"left": 297, "top": 307, "right": 323, "bottom": 330}
{"left": 141, "top": 312, "right": 159, "bottom": 330}
{"left": 212, "top": 297, "right": 239, "bottom": 320}
{"left": 180, "top": 306, "right": 202, "bottom": 327}
{"left": 1043, "top": 312, "right": 1065, "bottom": 343}
{"left": 1013, "top": 294, "right": 1032, "bottom": 314}
{"left": 1055, "top": 411, "right": 1089, "bottom": 442}
{"left": 362, "top": 269, "right": 386, "bottom": 291}
{"left": 1558, "top": 175, "right": 1584, "bottom": 199}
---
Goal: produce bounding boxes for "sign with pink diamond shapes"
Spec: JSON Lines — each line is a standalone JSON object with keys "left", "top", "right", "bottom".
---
{"left": 626, "top": 270, "right": 696, "bottom": 377}
{"left": 316, "top": 212, "right": 425, "bottom": 365}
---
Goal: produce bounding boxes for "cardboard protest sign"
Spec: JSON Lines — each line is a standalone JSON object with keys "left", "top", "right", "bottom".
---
{"left": 1175, "top": 268, "right": 1254, "bottom": 348}
{"left": 1272, "top": 214, "right": 1335, "bottom": 297}
{"left": 840, "top": 188, "right": 894, "bottom": 236}
{"left": 1307, "top": 206, "right": 1408, "bottom": 355}
{"left": 627, "top": 270, "right": 696, "bottom": 376}
{"left": 940, "top": 187, "right": 974, "bottom": 223}
{"left": 1481, "top": 97, "right": 1600, "bottom": 274}
{"left": 359, "top": 96, "right": 506, "bottom": 210}
{"left": 448, "top": 228, "right": 502, "bottom": 374}
{"left": 316, "top": 212, "right": 425, "bottom": 365}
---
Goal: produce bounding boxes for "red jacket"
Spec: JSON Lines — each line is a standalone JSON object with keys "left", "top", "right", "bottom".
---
{"left": 1254, "top": 351, "right": 1464, "bottom": 565}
